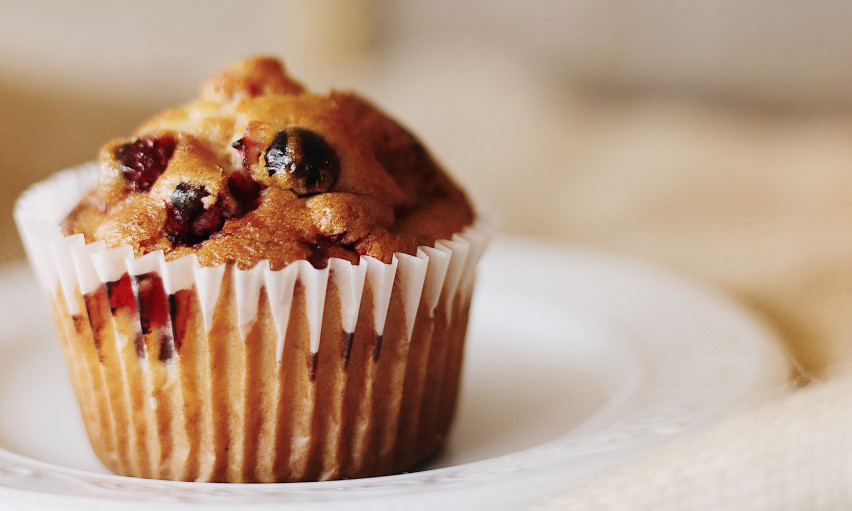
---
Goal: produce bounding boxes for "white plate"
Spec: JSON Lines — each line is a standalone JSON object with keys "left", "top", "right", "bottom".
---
{"left": 0, "top": 237, "right": 788, "bottom": 510}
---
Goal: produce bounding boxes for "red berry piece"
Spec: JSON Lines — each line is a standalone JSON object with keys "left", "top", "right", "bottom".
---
{"left": 231, "top": 137, "right": 260, "bottom": 169}
{"left": 232, "top": 137, "right": 261, "bottom": 170}
{"left": 117, "top": 135, "right": 177, "bottom": 191}
{"left": 132, "top": 272, "right": 174, "bottom": 361}
{"left": 105, "top": 273, "right": 138, "bottom": 315}
{"left": 264, "top": 127, "right": 339, "bottom": 196}
{"left": 231, "top": 122, "right": 265, "bottom": 170}
{"left": 226, "top": 171, "right": 262, "bottom": 213}
{"left": 192, "top": 205, "right": 227, "bottom": 241}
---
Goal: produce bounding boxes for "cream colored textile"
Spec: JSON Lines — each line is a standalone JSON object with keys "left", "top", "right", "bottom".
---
{"left": 539, "top": 373, "right": 852, "bottom": 510}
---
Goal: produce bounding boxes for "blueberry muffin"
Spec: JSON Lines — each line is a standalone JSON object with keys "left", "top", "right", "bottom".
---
{"left": 15, "top": 57, "right": 493, "bottom": 482}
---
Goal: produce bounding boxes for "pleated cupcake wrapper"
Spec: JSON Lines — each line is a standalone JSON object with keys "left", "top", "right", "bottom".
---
{"left": 14, "top": 163, "right": 497, "bottom": 481}
{"left": 16, "top": 163, "right": 494, "bottom": 358}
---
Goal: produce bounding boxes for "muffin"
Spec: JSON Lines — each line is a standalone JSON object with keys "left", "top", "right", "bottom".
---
{"left": 15, "top": 57, "right": 494, "bottom": 482}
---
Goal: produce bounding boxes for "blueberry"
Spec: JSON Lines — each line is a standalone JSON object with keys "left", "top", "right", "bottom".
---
{"left": 264, "top": 127, "right": 339, "bottom": 196}
{"left": 164, "top": 183, "right": 221, "bottom": 246}
{"left": 163, "top": 175, "right": 263, "bottom": 247}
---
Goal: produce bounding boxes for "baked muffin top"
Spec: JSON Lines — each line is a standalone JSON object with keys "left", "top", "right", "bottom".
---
{"left": 62, "top": 57, "right": 473, "bottom": 270}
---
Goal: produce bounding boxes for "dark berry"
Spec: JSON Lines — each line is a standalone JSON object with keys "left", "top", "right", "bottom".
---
{"left": 117, "top": 135, "right": 177, "bottom": 191}
{"left": 264, "top": 127, "right": 339, "bottom": 196}
{"left": 168, "top": 289, "right": 192, "bottom": 354}
{"left": 171, "top": 182, "right": 208, "bottom": 212}
{"left": 164, "top": 183, "right": 219, "bottom": 245}
{"left": 163, "top": 175, "right": 263, "bottom": 247}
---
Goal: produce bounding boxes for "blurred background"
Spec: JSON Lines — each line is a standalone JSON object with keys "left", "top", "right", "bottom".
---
{"left": 3, "top": 0, "right": 852, "bottom": 379}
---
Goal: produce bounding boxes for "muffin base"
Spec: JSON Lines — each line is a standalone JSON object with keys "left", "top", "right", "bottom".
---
{"left": 49, "top": 263, "right": 473, "bottom": 482}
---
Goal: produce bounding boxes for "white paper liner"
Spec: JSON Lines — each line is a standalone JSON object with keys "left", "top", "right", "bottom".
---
{"left": 15, "top": 163, "right": 498, "bottom": 359}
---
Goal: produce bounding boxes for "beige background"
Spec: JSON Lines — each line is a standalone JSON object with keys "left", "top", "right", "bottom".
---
{"left": 5, "top": 0, "right": 852, "bottom": 392}
{"left": 4, "top": 1, "right": 852, "bottom": 381}
{"left": 3, "top": 1, "right": 852, "bottom": 507}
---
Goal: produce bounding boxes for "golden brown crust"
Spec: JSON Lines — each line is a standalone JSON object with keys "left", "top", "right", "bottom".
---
{"left": 200, "top": 57, "right": 306, "bottom": 100}
{"left": 63, "top": 57, "right": 473, "bottom": 269}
